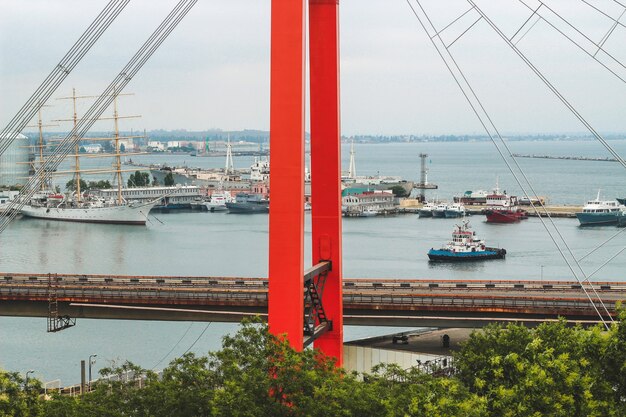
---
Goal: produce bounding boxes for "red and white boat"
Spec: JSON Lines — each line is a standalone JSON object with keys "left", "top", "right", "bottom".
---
{"left": 484, "top": 181, "right": 527, "bottom": 223}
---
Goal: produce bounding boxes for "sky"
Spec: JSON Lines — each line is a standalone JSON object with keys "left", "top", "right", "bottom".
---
{"left": 0, "top": 0, "right": 625, "bottom": 136}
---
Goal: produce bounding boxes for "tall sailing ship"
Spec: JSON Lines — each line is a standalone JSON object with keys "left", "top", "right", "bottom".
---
{"left": 21, "top": 89, "right": 158, "bottom": 225}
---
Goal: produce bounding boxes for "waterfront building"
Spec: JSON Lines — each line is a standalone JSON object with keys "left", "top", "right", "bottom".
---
{"left": 82, "top": 144, "right": 102, "bottom": 153}
{"left": 342, "top": 190, "right": 395, "bottom": 215}
{"left": 147, "top": 141, "right": 165, "bottom": 151}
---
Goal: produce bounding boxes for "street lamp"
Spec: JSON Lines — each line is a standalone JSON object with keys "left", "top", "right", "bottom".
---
{"left": 88, "top": 354, "right": 97, "bottom": 392}
{"left": 25, "top": 370, "right": 34, "bottom": 390}
{"left": 541, "top": 265, "right": 544, "bottom": 282}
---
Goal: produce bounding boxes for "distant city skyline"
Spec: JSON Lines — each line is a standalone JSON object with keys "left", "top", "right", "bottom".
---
{"left": 1, "top": 0, "right": 625, "bottom": 136}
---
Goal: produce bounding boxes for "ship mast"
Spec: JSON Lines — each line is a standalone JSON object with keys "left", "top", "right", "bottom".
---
{"left": 225, "top": 134, "right": 234, "bottom": 175}
{"left": 71, "top": 88, "right": 82, "bottom": 203}
{"left": 348, "top": 138, "right": 356, "bottom": 179}
{"left": 113, "top": 91, "right": 123, "bottom": 204}
{"left": 37, "top": 109, "right": 44, "bottom": 190}
{"left": 37, "top": 108, "right": 48, "bottom": 191}
{"left": 53, "top": 89, "right": 141, "bottom": 201}
{"left": 26, "top": 104, "right": 57, "bottom": 192}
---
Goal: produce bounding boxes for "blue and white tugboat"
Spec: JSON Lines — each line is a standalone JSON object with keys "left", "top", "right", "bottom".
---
{"left": 428, "top": 221, "right": 506, "bottom": 261}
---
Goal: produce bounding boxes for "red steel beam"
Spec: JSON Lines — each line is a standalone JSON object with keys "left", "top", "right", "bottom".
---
{"left": 309, "top": 0, "right": 343, "bottom": 364}
{"left": 268, "top": 0, "right": 306, "bottom": 349}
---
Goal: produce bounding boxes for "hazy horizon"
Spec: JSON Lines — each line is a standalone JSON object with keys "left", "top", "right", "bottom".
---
{"left": 2, "top": 0, "right": 625, "bottom": 136}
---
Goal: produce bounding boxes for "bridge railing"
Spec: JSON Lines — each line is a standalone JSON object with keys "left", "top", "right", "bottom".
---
{"left": 0, "top": 284, "right": 614, "bottom": 315}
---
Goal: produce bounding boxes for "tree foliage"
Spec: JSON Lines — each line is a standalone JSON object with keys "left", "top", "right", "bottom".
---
{"left": 8, "top": 314, "right": 626, "bottom": 416}
{"left": 65, "top": 179, "right": 112, "bottom": 192}
{"left": 65, "top": 178, "right": 87, "bottom": 192}
{"left": 389, "top": 185, "right": 408, "bottom": 197}
{"left": 0, "top": 370, "right": 43, "bottom": 416}
{"left": 455, "top": 319, "right": 619, "bottom": 417}
{"left": 163, "top": 172, "right": 175, "bottom": 186}
{"left": 127, "top": 171, "right": 150, "bottom": 188}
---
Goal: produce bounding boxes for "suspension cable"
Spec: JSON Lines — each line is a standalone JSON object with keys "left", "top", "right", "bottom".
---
{"left": 516, "top": 0, "right": 626, "bottom": 85}
{"left": 578, "top": 226, "right": 626, "bottom": 262}
{"left": 466, "top": 0, "right": 624, "bottom": 318}
{"left": 466, "top": 1, "right": 626, "bottom": 170}
{"left": 0, "top": 0, "right": 198, "bottom": 234}
{"left": 406, "top": 0, "right": 614, "bottom": 327}
{"left": 580, "top": 0, "right": 626, "bottom": 30}
{"left": 0, "top": 0, "right": 130, "bottom": 156}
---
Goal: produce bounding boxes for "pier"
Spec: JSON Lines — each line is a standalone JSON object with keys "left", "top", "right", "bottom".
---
{"left": 401, "top": 202, "right": 582, "bottom": 218}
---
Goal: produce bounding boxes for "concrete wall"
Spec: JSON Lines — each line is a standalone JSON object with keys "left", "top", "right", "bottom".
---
{"left": 343, "top": 345, "right": 442, "bottom": 375}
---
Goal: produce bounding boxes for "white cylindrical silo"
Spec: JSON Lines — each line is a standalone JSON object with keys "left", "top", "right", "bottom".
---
{"left": 0, "top": 133, "right": 31, "bottom": 188}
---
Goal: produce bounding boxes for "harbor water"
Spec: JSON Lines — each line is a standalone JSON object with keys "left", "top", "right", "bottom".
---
{"left": 1, "top": 140, "right": 625, "bottom": 384}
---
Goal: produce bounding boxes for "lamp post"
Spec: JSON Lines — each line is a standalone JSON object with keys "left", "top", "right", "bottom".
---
{"left": 88, "top": 354, "right": 97, "bottom": 392}
{"left": 25, "top": 370, "right": 34, "bottom": 391}
{"left": 541, "top": 265, "right": 544, "bottom": 282}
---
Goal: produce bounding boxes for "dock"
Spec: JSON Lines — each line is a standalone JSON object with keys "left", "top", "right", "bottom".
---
{"left": 399, "top": 200, "right": 581, "bottom": 218}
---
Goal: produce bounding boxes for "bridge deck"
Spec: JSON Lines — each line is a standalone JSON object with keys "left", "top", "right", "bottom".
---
{"left": 0, "top": 273, "right": 621, "bottom": 327}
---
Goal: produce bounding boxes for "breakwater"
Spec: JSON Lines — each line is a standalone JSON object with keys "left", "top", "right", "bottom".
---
{"left": 512, "top": 153, "right": 617, "bottom": 162}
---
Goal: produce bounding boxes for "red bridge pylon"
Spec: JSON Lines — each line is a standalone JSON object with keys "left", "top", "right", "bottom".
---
{"left": 268, "top": 0, "right": 343, "bottom": 365}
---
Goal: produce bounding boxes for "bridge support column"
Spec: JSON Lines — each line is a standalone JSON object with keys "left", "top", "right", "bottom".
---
{"left": 309, "top": 0, "right": 343, "bottom": 365}
{"left": 268, "top": 0, "right": 306, "bottom": 348}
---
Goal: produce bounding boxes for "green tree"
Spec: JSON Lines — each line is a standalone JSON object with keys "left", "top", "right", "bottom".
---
{"left": 10, "top": 316, "right": 626, "bottom": 417}
{"left": 0, "top": 369, "right": 43, "bottom": 417}
{"left": 119, "top": 143, "right": 126, "bottom": 153}
{"left": 87, "top": 180, "right": 112, "bottom": 190}
{"left": 455, "top": 320, "right": 617, "bottom": 417}
{"left": 65, "top": 178, "right": 87, "bottom": 192}
{"left": 163, "top": 172, "right": 175, "bottom": 186}
{"left": 102, "top": 141, "right": 114, "bottom": 153}
{"left": 390, "top": 185, "right": 408, "bottom": 197}
{"left": 127, "top": 171, "right": 150, "bottom": 188}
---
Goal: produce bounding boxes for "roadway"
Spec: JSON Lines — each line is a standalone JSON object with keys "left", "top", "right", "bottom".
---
{"left": 0, "top": 272, "right": 622, "bottom": 327}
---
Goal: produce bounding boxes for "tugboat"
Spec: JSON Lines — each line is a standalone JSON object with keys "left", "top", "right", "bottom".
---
{"left": 427, "top": 221, "right": 506, "bottom": 261}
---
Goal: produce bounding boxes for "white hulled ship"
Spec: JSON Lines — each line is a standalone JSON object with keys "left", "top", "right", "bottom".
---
{"left": 21, "top": 89, "right": 158, "bottom": 225}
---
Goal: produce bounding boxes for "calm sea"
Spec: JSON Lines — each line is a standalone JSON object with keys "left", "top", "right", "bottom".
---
{"left": 1, "top": 140, "right": 624, "bottom": 384}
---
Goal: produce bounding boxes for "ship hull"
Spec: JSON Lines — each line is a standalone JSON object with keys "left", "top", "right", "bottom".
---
{"left": 485, "top": 209, "right": 526, "bottom": 223}
{"left": 427, "top": 248, "right": 506, "bottom": 261}
{"left": 225, "top": 202, "right": 269, "bottom": 214}
{"left": 417, "top": 209, "right": 433, "bottom": 218}
{"left": 444, "top": 210, "right": 465, "bottom": 218}
{"left": 20, "top": 202, "right": 156, "bottom": 225}
{"left": 432, "top": 210, "right": 446, "bottom": 218}
{"left": 576, "top": 212, "right": 619, "bottom": 226}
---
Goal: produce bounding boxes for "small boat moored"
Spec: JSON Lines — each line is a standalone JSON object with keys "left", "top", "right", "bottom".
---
{"left": 444, "top": 203, "right": 466, "bottom": 218}
{"left": 432, "top": 203, "right": 448, "bottom": 218}
{"left": 418, "top": 202, "right": 435, "bottom": 218}
{"left": 427, "top": 220, "right": 506, "bottom": 262}
{"left": 226, "top": 193, "right": 269, "bottom": 214}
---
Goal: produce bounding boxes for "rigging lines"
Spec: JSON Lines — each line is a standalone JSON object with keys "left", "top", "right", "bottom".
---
{"left": 405, "top": 0, "right": 618, "bottom": 328}
{"left": 0, "top": 0, "right": 198, "bottom": 235}
{"left": 466, "top": 0, "right": 626, "bottom": 172}
{"left": 515, "top": 0, "right": 626, "bottom": 86}
{"left": 0, "top": 0, "right": 130, "bottom": 157}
